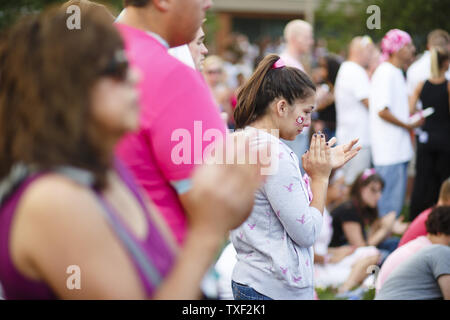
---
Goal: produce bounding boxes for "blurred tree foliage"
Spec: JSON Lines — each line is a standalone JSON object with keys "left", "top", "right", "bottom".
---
{"left": 1, "top": 0, "right": 449, "bottom": 53}
{"left": 315, "top": 0, "right": 450, "bottom": 55}
{"left": 0, "top": 0, "right": 124, "bottom": 31}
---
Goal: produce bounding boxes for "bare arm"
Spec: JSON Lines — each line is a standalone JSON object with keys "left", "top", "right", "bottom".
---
{"left": 438, "top": 275, "right": 450, "bottom": 300}
{"left": 342, "top": 222, "right": 367, "bottom": 247}
{"left": 367, "top": 220, "right": 390, "bottom": 247}
{"left": 14, "top": 175, "right": 149, "bottom": 299}
{"left": 367, "top": 213, "right": 396, "bottom": 247}
{"left": 378, "top": 107, "right": 424, "bottom": 130}
{"left": 378, "top": 107, "right": 409, "bottom": 129}
{"left": 314, "top": 253, "right": 326, "bottom": 265}
{"left": 361, "top": 98, "right": 369, "bottom": 109}
{"left": 409, "top": 81, "right": 424, "bottom": 114}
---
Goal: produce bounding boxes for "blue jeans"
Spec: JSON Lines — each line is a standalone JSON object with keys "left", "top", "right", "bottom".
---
{"left": 377, "top": 237, "right": 400, "bottom": 265}
{"left": 375, "top": 162, "right": 409, "bottom": 217}
{"left": 231, "top": 281, "right": 273, "bottom": 300}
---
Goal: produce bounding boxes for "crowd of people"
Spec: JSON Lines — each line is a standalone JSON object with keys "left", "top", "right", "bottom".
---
{"left": 0, "top": 0, "right": 449, "bottom": 300}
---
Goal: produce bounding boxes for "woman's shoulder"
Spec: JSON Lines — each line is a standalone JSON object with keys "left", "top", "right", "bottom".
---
{"left": 14, "top": 173, "right": 104, "bottom": 239}
{"left": 20, "top": 173, "right": 96, "bottom": 208}
{"left": 10, "top": 173, "right": 109, "bottom": 280}
{"left": 331, "top": 200, "right": 358, "bottom": 217}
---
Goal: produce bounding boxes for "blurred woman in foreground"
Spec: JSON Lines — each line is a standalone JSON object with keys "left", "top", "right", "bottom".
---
{"left": 0, "top": 7, "right": 263, "bottom": 299}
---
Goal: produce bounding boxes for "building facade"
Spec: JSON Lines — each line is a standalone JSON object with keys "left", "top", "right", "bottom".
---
{"left": 211, "top": 0, "right": 316, "bottom": 54}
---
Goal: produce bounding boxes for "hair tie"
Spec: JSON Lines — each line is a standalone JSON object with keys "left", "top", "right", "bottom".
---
{"left": 361, "top": 168, "right": 376, "bottom": 181}
{"left": 272, "top": 58, "right": 286, "bottom": 69}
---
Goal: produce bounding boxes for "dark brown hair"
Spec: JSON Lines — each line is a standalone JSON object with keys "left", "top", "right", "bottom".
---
{"left": 426, "top": 206, "right": 450, "bottom": 235}
{"left": 350, "top": 171, "right": 385, "bottom": 224}
{"left": 124, "top": 0, "right": 151, "bottom": 7}
{"left": 234, "top": 54, "right": 316, "bottom": 129}
{"left": 0, "top": 6, "right": 126, "bottom": 189}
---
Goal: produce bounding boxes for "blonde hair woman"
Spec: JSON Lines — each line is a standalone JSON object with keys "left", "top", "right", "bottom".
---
{"left": 409, "top": 46, "right": 450, "bottom": 220}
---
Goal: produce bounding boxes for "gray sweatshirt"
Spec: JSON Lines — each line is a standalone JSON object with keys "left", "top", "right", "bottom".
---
{"left": 230, "top": 128, "right": 323, "bottom": 300}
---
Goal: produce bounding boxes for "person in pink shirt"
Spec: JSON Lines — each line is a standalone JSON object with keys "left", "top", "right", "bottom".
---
{"left": 399, "top": 177, "right": 450, "bottom": 247}
{"left": 376, "top": 206, "right": 450, "bottom": 292}
{"left": 115, "top": 0, "right": 227, "bottom": 245}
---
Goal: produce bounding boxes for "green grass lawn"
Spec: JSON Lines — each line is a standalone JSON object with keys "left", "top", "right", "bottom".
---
{"left": 316, "top": 287, "right": 376, "bottom": 300}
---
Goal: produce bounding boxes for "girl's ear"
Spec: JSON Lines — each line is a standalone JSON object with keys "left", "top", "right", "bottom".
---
{"left": 275, "top": 99, "right": 288, "bottom": 117}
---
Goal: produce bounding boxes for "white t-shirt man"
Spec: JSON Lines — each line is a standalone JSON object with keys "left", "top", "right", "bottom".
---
{"left": 335, "top": 61, "right": 371, "bottom": 147}
{"left": 335, "top": 61, "right": 372, "bottom": 184}
{"left": 370, "top": 62, "right": 413, "bottom": 166}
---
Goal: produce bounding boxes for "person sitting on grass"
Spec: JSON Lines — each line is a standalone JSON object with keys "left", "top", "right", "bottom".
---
{"left": 329, "top": 169, "right": 409, "bottom": 264}
{"left": 375, "top": 243, "right": 450, "bottom": 300}
{"left": 376, "top": 206, "right": 450, "bottom": 292}
{"left": 399, "top": 177, "right": 450, "bottom": 246}
{"left": 314, "top": 171, "right": 380, "bottom": 299}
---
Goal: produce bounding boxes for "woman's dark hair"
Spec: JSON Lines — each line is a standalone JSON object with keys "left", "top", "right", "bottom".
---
{"left": 350, "top": 171, "right": 385, "bottom": 224}
{"left": 426, "top": 206, "right": 450, "bottom": 235}
{"left": 124, "top": 0, "right": 151, "bottom": 7}
{"left": 234, "top": 54, "right": 316, "bottom": 129}
{"left": 0, "top": 7, "right": 126, "bottom": 189}
{"left": 323, "top": 54, "right": 342, "bottom": 86}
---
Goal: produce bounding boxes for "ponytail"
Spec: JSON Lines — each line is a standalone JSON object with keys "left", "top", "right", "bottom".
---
{"left": 430, "top": 46, "right": 449, "bottom": 79}
{"left": 234, "top": 55, "right": 279, "bottom": 129}
{"left": 430, "top": 47, "right": 439, "bottom": 79}
{"left": 234, "top": 54, "right": 316, "bottom": 129}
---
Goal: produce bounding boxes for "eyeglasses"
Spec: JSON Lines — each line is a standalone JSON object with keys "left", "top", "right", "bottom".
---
{"left": 205, "top": 69, "right": 222, "bottom": 75}
{"left": 369, "top": 186, "right": 382, "bottom": 194}
{"left": 101, "top": 50, "right": 129, "bottom": 80}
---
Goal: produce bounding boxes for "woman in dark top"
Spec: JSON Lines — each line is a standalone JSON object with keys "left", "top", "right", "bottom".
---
{"left": 330, "top": 169, "right": 409, "bottom": 262}
{"left": 314, "top": 54, "right": 342, "bottom": 139}
{"left": 409, "top": 46, "right": 450, "bottom": 221}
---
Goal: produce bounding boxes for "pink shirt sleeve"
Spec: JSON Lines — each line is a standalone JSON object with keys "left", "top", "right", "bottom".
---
{"left": 398, "top": 208, "right": 431, "bottom": 247}
{"left": 141, "top": 65, "right": 227, "bottom": 183}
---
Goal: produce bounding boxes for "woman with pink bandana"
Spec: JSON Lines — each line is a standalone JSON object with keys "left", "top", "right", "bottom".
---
{"left": 369, "top": 29, "right": 423, "bottom": 222}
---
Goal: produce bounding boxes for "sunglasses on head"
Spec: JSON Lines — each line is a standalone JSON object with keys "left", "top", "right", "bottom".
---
{"left": 101, "top": 49, "right": 129, "bottom": 80}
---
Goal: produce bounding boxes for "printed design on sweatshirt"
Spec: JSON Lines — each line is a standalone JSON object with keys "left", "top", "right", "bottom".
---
{"left": 283, "top": 183, "right": 294, "bottom": 192}
{"left": 293, "top": 275, "right": 302, "bottom": 283}
{"left": 296, "top": 214, "right": 306, "bottom": 224}
{"left": 280, "top": 266, "right": 288, "bottom": 275}
{"left": 265, "top": 266, "right": 275, "bottom": 273}
{"left": 248, "top": 223, "right": 256, "bottom": 230}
